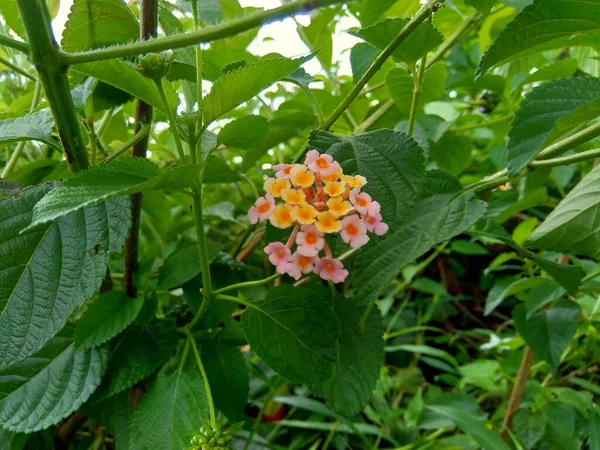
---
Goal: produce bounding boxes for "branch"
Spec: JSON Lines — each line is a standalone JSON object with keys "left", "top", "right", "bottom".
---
{"left": 502, "top": 345, "right": 534, "bottom": 439}
{"left": 59, "top": 0, "right": 348, "bottom": 65}
{"left": 0, "top": 34, "right": 29, "bottom": 54}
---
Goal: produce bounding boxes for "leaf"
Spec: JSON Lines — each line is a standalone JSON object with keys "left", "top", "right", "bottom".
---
{"left": 430, "top": 134, "right": 472, "bottom": 176}
{"left": 525, "top": 279, "right": 566, "bottom": 318}
{"left": 201, "top": 343, "right": 249, "bottom": 423}
{"left": 157, "top": 242, "right": 223, "bottom": 290}
{"left": 297, "top": 7, "right": 337, "bottom": 70}
{"left": 386, "top": 63, "right": 447, "bottom": 114}
{"left": 513, "top": 409, "right": 546, "bottom": 449}
{"left": 478, "top": 0, "right": 600, "bottom": 76}
{"left": 217, "top": 115, "right": 269, "bottom": 149}
{"left": 464, "top": 0, "right": 498, "bottom": 15}
{"left": 61, "top": 0, "right": 139, "bottom": 52}
{"left": 591, "top": 409, "right": 600, "bottom": 450}
{"left": 0, "top": 331, "right": 107, "bottom": 432}
{"left": 450, "top": 240, "right": 489, "bottom": 255}
{"left": 28, "top": 158, "right": 201, "bottom": 227}
{"left": 203, "top": 155, "right": 241, "bottom": 183}
{"left": 425, "top": 406, "right": 510, "bottom": 450}
{"left": 527, "top": 164, "right": 600, "bottom": 258}
{"left": 0, "top": 180, "right": 21, "bottom": 197}
{"left": 74, "top": 291, "right": 144, "bottom": 350}
{"left": 505, "top": 77, "right": 600, "bottom": 176}
{"left": 310, "top": 297, "right": 383, "bottom": 417}
{"left": 513, "top": 301, "right": 580, "bottom": 372}
{"left": 351, "top": 43, "right": 379, "bottom": 82}
{"left": 523, "top": 251, "right": 583, "bottom": 296}
{"left": 0, "top": 186, "right": 130, "bottom": 370}
{"left": 0, "top": 110, "right": 58, "bottom": 149}
{"left": 128, "top": 371, "right": 209, "bottom": 450}
{"left": 309, "top": 129, "right": 426, "bottom": 224}
{"left": 512, "top": 58, "right": 579, "bottom": 92}
{"left": 241, "top": 285, "right": 341, "bottom": 384}
{"left": 350, "top": 18, "right": 443, "bottom": 66}
{"left": 202, "top": 54, "right": 314, "bottom": 123}
{"left": 0, "top": 1, "right": 25, "bottom": 39}
{"left": 352, "top": 170, "right": 487, "bottom": 307}
{"left": 485, "top": 277, "right": 544, "bottom": 316}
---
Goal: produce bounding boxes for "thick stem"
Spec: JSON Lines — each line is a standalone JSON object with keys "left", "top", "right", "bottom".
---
{"left": 124, "top": 0, "right": 157, "bottom": 298}
{"left": 0, "top": 34, "right": 29, "bottom": 54}
{"left": 502, "top": 347, "right": 534, "bottom": 440}
{"left": 529, "top": 147, "right": 600, "bottom": 168}
{"left": 60, "top": 0, "right": 347, "bottom": 65}
{"left": 537, "top": 121, "right": 600, "bottom": 160}
{"left": 16, "top": 0, "right": 89, "bottom": 173}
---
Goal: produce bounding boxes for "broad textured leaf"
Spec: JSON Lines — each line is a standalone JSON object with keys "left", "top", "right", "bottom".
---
{"left": 310, "top": 129, "right": 426, "bottom": 224}
{"left": 478, "top": 0, "right": 600, "bottom": 76}
{"left": 74, "top": 291, "right": 144, "bottom": 350}
{"left": 0, "top": 331, "right": 107, "bottom": 432}
{"left": 513, "top": 301, "right": 580, "bottom": 372}
{"left": 310, "top": 297, "right": 383, "bottom": 417}
{"left": 201, "top": 343, "right": 248, "bottom": 423}
{"left": 527, "top": 164, "right": 600, "bottom": 257}
{"left": 61, "top": 0, "right": 139, "bottom": 52}
{"left": 217, "top": 115, "right": 269, "bottom": 149}
{"left": 350, "top": 18, "right": 443, "bottom": 65}
{"left": 241, "top": 285, "right": 341, "bottom": 384}
{"left": 464, "top": 0, "right": 497, "bottom": 15}
{"left": 129, "top": 371, "right": 209, "bottom": 450}
{"left": 525, "top": 279, "right": 566, "bottom": 319}
{"left": 157, "top": 242, "right": 223, "bottom": 290}
{"left": 0, "top": 186, "right": 130, "bottom": 370}
{"left": 202, "top": 54, "right": 313, "bottom": 123}
{"left": 386, "top": 63, "right": 447, "bottom": 114}
{"left": 426, "top": 406, "right": 510, "bottom": 450}
{"left": 0, "top": 110, "right": 58, "bottom": 149}
{"left": 505, "top": 77, "right": 600, "bottom": 176}
{"left": 485, "top": 277, "right": 544, "bottom": 316}
{"left": 29, "top": 158, "right": 201, "bottom": 227}
{"left": 513, "top": 409, "right": 546, "bottom": 449}
{"left": 352, "top": 170, "right": 487, "bottom": 306}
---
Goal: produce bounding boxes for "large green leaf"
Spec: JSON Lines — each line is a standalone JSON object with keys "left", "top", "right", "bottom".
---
{"left": 0, "top": 331, "right": 107, "bottom": 432}
{"left": 0, "top": 1, "right": 25, "bottom": 39}
{"left": 128, "top": 371, "right": 209, "bottom": 450}
{"left": 0, "top": 110, "right": 58, "bottom": 149}
{"left": 310, "top": 296, "right": 383, "bottom": 417}
{"left": 478, "top": 0, "right": 600, "bottom": 76}
{"left": 352, "top": 171, "right": 487, "bottom": 307}
{"left": 202, "top": 54, "right": 313, "bottom": 123}
{"left": 310, "top": 129, "right": 426, "bottom": 224}
{"left": 61, "top": 0, "right": 139, "bottom": 52}
{"left": 0, "top": 186, "right": 130, "bottom": 370}
{"left": 505, "top": 77, "right": 600, "bottom": 176}
{"left": 217, "top": 115, "right": 269, "bottom": 149}
{"left": 525, "top": 279, "right": 566, "bottom": 319}
{"left": 386, "top": 63, "right": 447, "bottom": 115}
{"left": 513, "top": 409, "right": 546, "bottom": 449}
{"left": 350, "top": 18, "right": 443, "bottom": 66}
{"left": 74, "top": 291, "right": 144, "bottom": 350}
{"left": 241, "top": 285, "right": 341, "bottom": 385}
{"left": 527, "top": 164, "right": 600, "bottom": 257}
{"left": 513, "top": 301, "right": 581, "bottom": 372}
{"left": 157, "top": 242, "right": 223, "bottom": 290}
{"left": 28, "top": 158, "right": 201, "bottom": 227}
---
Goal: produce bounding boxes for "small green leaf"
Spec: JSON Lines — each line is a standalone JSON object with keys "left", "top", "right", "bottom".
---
{"left": 350, "top": 43, "right": 379, "bottom": 83}
{"left": 0, "top": 0, "right": 25, "bottom": 39}
{"left": 128, "top": 371, "right": 209, "bottom": 450}
{"left": 451, "top": 240, "right": 489, "bottom": 255}
{"left": 241, "top": 285, "right": 341, "bottom": 384}
{"left": 386, "top": 63, "right": 447, "bottom": 114}
{"left": 513, "top": 301, "right": 581, "bottom": 372}
{"left": 310, "top": 296, "right": 383, "bottom": 417}
{"left": 512, "top": 58, "right": 579, "bottom": 92}
{"left": 74, "top": 291, "right": 144, "bottom": 350}
{"left": 0, "top": 331, "right": 107, "bottom": 433}
{"left": 464, "top": 0, "right": 498, "bottom": 15}
{"left": 0, "top": 110, "right": 58, "bottom": 149}
{"left": 485, "top": 277, "right": 544, "bottom": 316}
{"left": 157, "top": 242, "right": 223, "bottom": 290}
{"left": 217, "top": 115, "right": 269, "bottom": 149}
{"left": 61, "top": 0, "right": 139, "bottom": 52}
{"left": 525, "top": 280, "right": 566, "bottom": 318}
{"left": 512, "top": 409, "right": 546, "bottom": 449}
{"left": 512, "top": 217, "right": 538, "bottom": 246}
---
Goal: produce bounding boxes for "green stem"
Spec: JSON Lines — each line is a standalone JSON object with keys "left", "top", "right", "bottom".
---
{"left": 190, "top": 0, "right": 203, "bottom": 111}
{"left": 427, "top": 11, "right": 480, "bottom": 67}
{"left": 0, "top": 56, "right": 36, "bottom": 81}
{"left": 529, "top": 147, "right": 600, "bottom": 168}
{"left": 186, "top": 332, "right": 217, "bottom": 429}
{"left": 102, "top": 124, "right": 151, "bottom": 163}
{"left": 216, "top": 293, "right": 251, "bottom": 307}
{"left": 213, "top": 274, "right": 279, "bottom": 295}
{"left": 449, "top": 114, "right": 513, "bottom": 133}
{"left": 155, "top": 79, "right": 187, "bottom": 162}
{"left": 407, "top": 56, "right": 427, "bottom": 136}
{"left": 0, "top": 34, "right": 29, "bottom": 54}
{"left": 59, "top": 0, "right": 347, "bottom": 65}
{"left": 537, "top": 121, "right": 600, "bottom": 160}
{"left": 86, "top": 101, "right": 98, "bottom": 166}
{"left": 178, "top": 337, "right": 191, "bottom": 374}
{"left": 16, "top": 0, "right": 89, "bottom": 173}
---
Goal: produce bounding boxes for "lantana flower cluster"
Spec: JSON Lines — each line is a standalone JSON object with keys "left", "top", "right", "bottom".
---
{"left": 248, "top": 150, "right": 389, "bottom": 283}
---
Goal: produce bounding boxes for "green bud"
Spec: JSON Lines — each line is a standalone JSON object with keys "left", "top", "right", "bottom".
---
{"left": 137, "top": 52, "right": 172, "bottom": 81}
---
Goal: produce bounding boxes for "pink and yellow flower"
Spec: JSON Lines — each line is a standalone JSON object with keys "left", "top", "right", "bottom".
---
{"left": 273, "top": 164, "right": 294, "bottom": 179}
{"left": 264, "top": 177, "right": 291, "bottom": 197}
{"left": 341, "top": 174, "right": 367, "bottom": 189}
{"left": 321, "top": 167, "right": 342, "bottom": 183}
{"left": 281, "top": 188, "right": 306, "bottom": 205}
{"left": 326, "top": 197, "right": 353, "bottom": 218}
{"left": 290, "top": 164, "right": 315, "bottom": 188}
{"left": 323, "top": 181, "right": 345, "bottom": 198}
{"left": 269, "top": 204, "right": 294, "bottom": 229}
{"left": 314, "top": 258, "right": 349, "bottom": 284}
{"left": 349, "top": 188, "right": 373, "bottom": 215}
{"left": 284, "top": 252, "right": 318, "bottom": 280}
{"left": 305, "top": 150, "right": 340, "bottom": 177}
{"left": 315, "top": 211, "right": 342, "bottom": 233}
{"left": 247, "top": 194, "right": 275, "bottom": 224}
{"left": 264, "top": 242, "right": 291, "bottom": 268}
{"left": 363, "top": 211, "right": 389, "bottom": 236}
{"left": 296, "top": 224, "right": 325, "bottom": 257}
{"left": 340, "top": 214, "right": 369, "bottom": 248}
{"left": 292, "top": 203, "right": 318, "bottom": 225}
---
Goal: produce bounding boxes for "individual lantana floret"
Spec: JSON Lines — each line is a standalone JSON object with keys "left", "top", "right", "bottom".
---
{"left": 247, "top": 149, "right": 389, "bottom": 283}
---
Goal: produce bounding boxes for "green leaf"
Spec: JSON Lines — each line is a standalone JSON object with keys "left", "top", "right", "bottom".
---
{"left": 523, "top": 251, "right": 583, "bottom": 296}
{"left": 464, "top": 0, "right": 497, "bottom": 15}
{"left": 0, "top": 1, "right": 25, "bottom": 39}
{"left": 485, "top": 277, "right": 544, "bottom": 316}
{"left": 0, "top": 186, "right": 130, "bottom": 370}
{"left": 61, "top": 0, "right": 139, "bottom": 52}
{"left": 386, "top": 63, "right": 447, "bottom": 114}
{"left": 527, "top": 163, "right": 600, "bottom": 258}
{"left": 0, "top": 110, "right": 59, "bottom": 149}
{"left": 505, "top": 77, "right": 600, "bottom": 176}
{"left": 478, "top": 0, "right": 600, "bottom": 76}
{"left": 430, "top": 134, "right": 472, "bottom": 176}
{"left": 28, "top": 158, "right": 201, "bottom": 227}
{"left": 74, "top": 291, "right": 144, "bottom": 350}
{"left": 128, "top": 371, "right": 209, "bottom": 450}
{"left": 201, "top": 343, "right": 248, "bottom": 423}
{"left": 309, "top": 129, "right": 426, "bottom": 224}
{"left": 425, "top": 406, "right": 510, "bottom": 450}
{"left": 591, "top": 409, "right": 600, "bottom": 450}
{"left": 513, "top": 301, "right": 580, "bottom": 372}
{"left": 525, "top": 279, "right": 566, "bottom": 318}
{"left": 202, "top": 54, "right": 313, "bottom": 123}
{"left": 0, "top": 331, "right": 107, "bottom": 432}
{"left": 350, "top": 18, "right": 443, "bottom": 66}
{"left": 157, "top": 242, "right": 223, "bottom": 290}
{"left": 297, "top": 8, "right": 337, "bottom": 70}
{"left": 241, "top": 285, "right": 341, "bottom": 384}
{"left": 310, "top": 297, "right": 383, "bottom": 417}
{"left": 512, "top": 409, "right": 546, "bottom": 449}
{"left": 217, "top": 115, "right": 269, "bottom": 149}
{"left": 350, "top": 43, "right": 379, "bottom": 83}
{"left": 512, "top": 58, "right": 579, "bottom": 92}
{"left": 352, "top": 170, "right": 487, "bottom": 307}
{"left": 203, "top": 155, "right": 241, "bottom": 183}
{"left": 94, "top": 322, "right": 178, "bottom": 400}
{"left": 451, "top": 240, "right": 489, "bottom": 256}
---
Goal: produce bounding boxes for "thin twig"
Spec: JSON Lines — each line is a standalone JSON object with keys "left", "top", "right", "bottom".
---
{"left": 502, "top": 347, "right": 534, "bottom": 440}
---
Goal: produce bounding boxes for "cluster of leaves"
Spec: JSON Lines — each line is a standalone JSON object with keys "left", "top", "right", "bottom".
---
{"left": 1, "top": 0, "right": 600, "bottom": 449}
